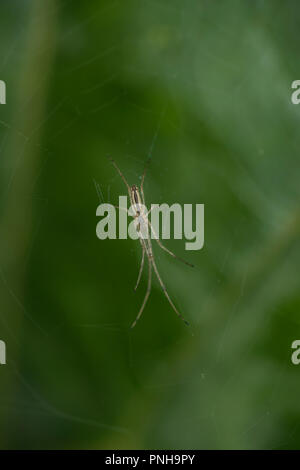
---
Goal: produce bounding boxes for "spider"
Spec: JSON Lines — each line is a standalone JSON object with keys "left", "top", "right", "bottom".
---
{"left": 108, "top": 156, "right": 194, "bottom": 328}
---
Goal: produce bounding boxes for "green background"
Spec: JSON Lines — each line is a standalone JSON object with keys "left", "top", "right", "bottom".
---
{"left": 0, "top": 0, "right": 300, "bottom": 450}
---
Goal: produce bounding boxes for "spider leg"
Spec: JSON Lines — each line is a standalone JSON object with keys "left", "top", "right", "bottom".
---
{"left": 147, "top": 219, "right": 194, "bottom": 268}
{"left": 151, "top": 253, "right": 190, "bottom": 326}
{"left": 131, "top": 239, "right": 152, "bottom": 328}
{"left": 113, "top": 207, "right": 146, "bottom": 291}
{"left": 134, "top": 238, "right": 145, "bottom": 291}
{"left": 107, "top": 156, "right": 132, "bottom": 199}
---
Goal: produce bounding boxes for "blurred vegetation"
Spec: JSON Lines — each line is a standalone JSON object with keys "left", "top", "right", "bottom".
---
{"left": 0, "top": 0, "right": 300, "bottom": 449}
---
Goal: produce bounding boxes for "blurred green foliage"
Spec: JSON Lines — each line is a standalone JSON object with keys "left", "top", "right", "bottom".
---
{"left": 0, "top": 0, "right": 300, "bottom": 449}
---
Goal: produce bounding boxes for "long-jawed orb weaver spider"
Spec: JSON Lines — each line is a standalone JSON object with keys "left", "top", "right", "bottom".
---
{"left": 108, "top": 156, "right": 194, "bottom": 328}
